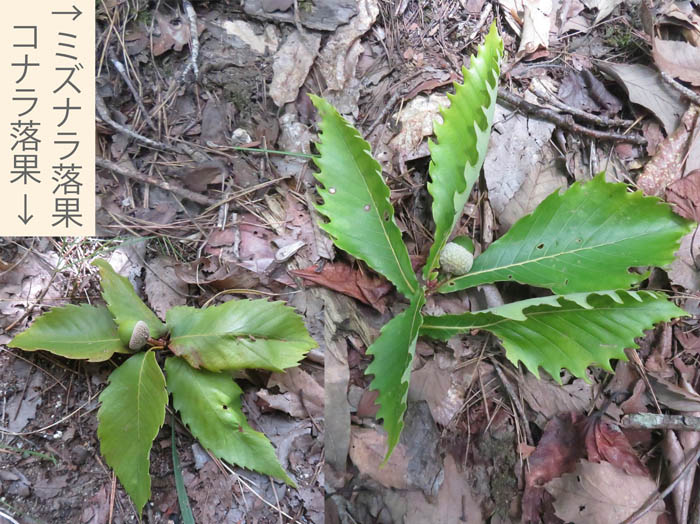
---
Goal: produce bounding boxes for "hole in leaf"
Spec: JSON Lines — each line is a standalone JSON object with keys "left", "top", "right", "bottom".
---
{"left": 383, "top": 211, "right": 390, "bottom": 221}
{"left": 222, "top": 405, "right": 228, "bottom": 410}
{"left": 536, "top": 243, "right": 544, "bottom": 249}
{"left": 507, "top": 274, "right": 513, "bottom": 280}
{"left": 564, "top": 279, "right": 569, "bottom": 285}
{"left": 576, "top": 238, "right": 582, "bottom": 243}
{"left": 363, "top": 204, "right": 371, "bottom": 211}
{"left": 329, "top": 187, "right": 336, "bottom": 194}
{"left": 579, "top": 505, "right": 585, "bottom": 512}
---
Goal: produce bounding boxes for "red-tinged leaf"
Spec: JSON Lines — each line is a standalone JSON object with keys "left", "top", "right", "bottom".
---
{"left": 291, "top": 263, "right": 392, "bottom": 312}
{"left": 637, "top": 106, "right": 698, "bottom": 196}
{"left": 666, "top": 169, "right": 700, "bottom": 222}
{"left": 522, "top": 413, "right": 584, "bottom": 523}
{"left": 582, "top": 416, "right": 648, "bottom": 476}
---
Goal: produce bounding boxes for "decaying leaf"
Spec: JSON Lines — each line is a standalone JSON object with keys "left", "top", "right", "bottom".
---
{"left": 270, "top": 31, "right": 321, "bottom": 107}
{"left": 317, "top": 0, "right": 379, "bottom": 91}
{"left": 546, "top": 460, "right": 664, "bottom": 524}
{"left": 291, "top": 262, "right": 392, "bottom": 313}
{"left": 483, "top": 105, "right": 555, "bottom": 218}
{"left": 152, "top": 10, "right": 203, "bottom": 57}
{"left": 667, "top": 169, "right": 700, "bottom": 221}
{"left": 599, "top": 62, "right": 688, "bottom": 133}
{"left": 582, "top": 0, "right": 623, "bottom": 23}
{"left": 144, "top": 256, "right": 188, "bottom": 321}
{"left": 517, "top": 0, "right": 553, "bottom": 59}
{"left": 498, "top": 144, "right": 567, "bottom": 231}
{"left": 637, "top": 106, "right": 698, "bottom": 196}
{"left": 653, "top": 39, "right": 700, "bottom": 86}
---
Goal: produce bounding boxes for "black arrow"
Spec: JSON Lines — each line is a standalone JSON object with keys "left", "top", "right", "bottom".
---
{"left": 51, "top": 5, "right": 82, "bottom": 21}
{"left": 18, "top": 194, "right": 33, "bottom": 225}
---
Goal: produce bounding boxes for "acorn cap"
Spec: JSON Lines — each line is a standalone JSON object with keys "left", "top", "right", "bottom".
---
{"left": 128, "top": 320, "right": 150, "bottom": 350}
{"left": 440, "top": 242, "right": 474, "bottom": 276}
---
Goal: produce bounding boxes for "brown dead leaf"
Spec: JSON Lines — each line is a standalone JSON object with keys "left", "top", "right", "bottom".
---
{"left": 182, "top": 161, "right": 225, "bottom": 193}
{"left": 291, "top": 262, "right": 392, "bottom": 312}
{"left": 261, "top": 367, "right": 324, "bottom": 418}
{"left": 546, "top": 460, "right": 664, "bottom": 524}
{"left": 637, "top": 106, "right": 698, "bottom": 196}
{"left": 519, "top": 374, "right": 594, "bottom": 419}
{"left": 317, "top": 0, "right": 379, "bottom": 91}
{"left": 667, "top": 170, "right": 700, "bottom": 221}
{"left": 174, "top": 257, "right": 261, "bottom": 290}
{"left": 668, "top": 227, "right": 700, "bottom": 292}
{"left": 270, "top": 31, "right": 321, "bottom": 107}
{"left": 653, "top": 39, "right": 700, "bottom": 86}
{"left": 582, "top": 416, "right": 648, "bottom": 476}
{"left": 599, "top": 62, "right": 688, "bottom": 133}
{"left": 648, "top": 373, "right": 700, "bottom": 412}
{"left": 152, "top": 10, "right": 202, "bottom": 57}
{"left": 144, "top": 256, "right": 188, "bottom": 320}
{"left": 349, "top": 427, "right": 411, "bottom": 489}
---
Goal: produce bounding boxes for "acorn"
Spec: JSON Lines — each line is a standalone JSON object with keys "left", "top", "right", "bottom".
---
{"left": 440, "top": 242, "right": 474, "bottom": 276}
{"left": 118, "top": 320, "right": 150, "bottom": 351}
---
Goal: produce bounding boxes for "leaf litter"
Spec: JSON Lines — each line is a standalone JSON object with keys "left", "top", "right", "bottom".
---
{"left": 3, "top": 0, "right": 700, "bottom": 522}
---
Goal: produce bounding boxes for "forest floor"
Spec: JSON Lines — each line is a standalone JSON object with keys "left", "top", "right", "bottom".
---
{"left": 1, "top": 0, "right": 700, "bottom": 522}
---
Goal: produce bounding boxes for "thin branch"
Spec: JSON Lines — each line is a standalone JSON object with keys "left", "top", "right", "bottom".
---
{"left": 497, "top": 88, "right": 647, "bottom": 145}
{"left": 96, "top": 157, "right": 216, "bottom": 206}
{"left": 621, "top": 413, "right": 700, "bottom": 432}
{"left": 661, "top": 72, "right": 700, "bottom": 106}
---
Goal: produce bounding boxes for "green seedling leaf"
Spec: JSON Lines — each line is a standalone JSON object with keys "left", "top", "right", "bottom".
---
{"left": 440, "top": 174, "right": 694, "bottom": 294}
{"left": 93, "top": 258, "right": 167, "bottom": 339}
{"left": 97, "top": 351, "right": 167, "bottom": 516}
{"left": 424, "top": 23, "right": 502, "bottom": 281}
{"left": 9, "top": 304, "right": 128, "bottom": 361}
{"left": 309, "top": 95, "right": 419, "bottom": 299}
{"left": 165, "top": 356, "right": 294, "bottom": 485}
{"left": 167, "top": 299, "right": 315, "bottom": 373}
{"left": 421, "top": 290, "right": 686, "bottom": 381}
{"left": 365, "top": 292, "right": 425, "bottom": 460}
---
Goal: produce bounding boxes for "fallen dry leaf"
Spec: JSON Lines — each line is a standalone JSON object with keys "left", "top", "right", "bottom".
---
{"left": 144, "top": 256, "right": 188, "bottom": 320}
{"left": 666, "top": 169, "right": 700, "bottom": 222}
{"left": 388, "top": 93, "right": 449, "bottom": 160}
{"left": 599, "top": 62, "right": 688, "bottom": 133}
{"left": 582, "top": 0, "right": 623, "bottom": 23}
{"left": 547, "top": 460, "right": 664, "bottom": 523}
{"left": 317, "top": 0, "right": 378, "bottom": 91}
{"left": 260, "top": 367, "right": 324, "bottom": 418}
{"left": 517, "top": 0, "right": 553, "bottom": 59}
{"left": 519, "top": 373, "right": 594, "bottom": 419}
{"left": 498, "top": 144, "right": 567, "bottom": 231}
{"left": 269, "top": 31, "right": 321, "bottom": 107}
{"left": 483, "top": 104, "right": 555, "bottom": 217}
{"left": 637, "top": 106, "right": 698, "bottom": 196}
{"left": 349, "top": 427, "right": 411, "bottom": 489}
{"left": 582, "top": 416, "right": 648, "bottom": 476}
{"left": 291, "top": 262, "right": 392, "bottom": 312}
{"left": 668, "top": 227, "right": 700, "bottom": 293}
{"left": 653, "top": 39, "right": 700, "bottom": 86}
{"left": 152, "top": 10, "right": 202, "bottom": 57}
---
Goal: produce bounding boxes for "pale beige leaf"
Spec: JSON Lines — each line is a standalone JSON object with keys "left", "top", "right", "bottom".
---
{"left": 546, "top": 460, "right": 664, "bottom": 524}
{"left": 600, "top": 63, "right": 688, "bottom": 133}
{"left": 653, "top": 39, "right": 700, "bottom": 86}
{"left": 270, "top": 31, "right": 321, "bottom": 107}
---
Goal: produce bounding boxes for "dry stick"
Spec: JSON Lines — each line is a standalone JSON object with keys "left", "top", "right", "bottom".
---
{"left": 180, "top": 0, "right": 200, "bottom": 82}
{"left": 660, "top": 72, "right": 700, "bottom": 106}
{"left": 96, "top": 94, "right": 178, "bottom": 153}
{"left": 622, "top": 441, "right": 700, "bottom": 524}
{"left": 108, "top": 51, "right": 158, "bottom": 132}
{"left": 96, "top": 157, "right": 216, "bottom": 206}
{"left": 497, "top": 88, "right": 648, "bottom": 145}
{"left": 622, "top": 413, "right": 700, "bottom": 432}
{"left": 530, "top": 85, "right": 636, "bottom": 128}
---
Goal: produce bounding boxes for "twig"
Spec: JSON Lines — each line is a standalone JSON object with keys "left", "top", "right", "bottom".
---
{"left": 497, "top": 88, "right": 648, "bottom": 145}
{"left": 621, "top": 441, "right": 700, "bottom": 524}
{"left": 96, "top": 157, "right": 216, "bottom": 206}
{"left": 468, "top": 2, "right": 492, "bottom": 40}
{"left": 660, "top": 72, "right": 700, "bottom": 106}
{"left": 0, "top": 509, "right": 20, "bottom": 524}
{"left": 96, "top": 94, "right": 178, "bottom": 153}
{"left": 108, "top": 50, "right": 158, "bottom": 132}
{"left": 622, "top": 413, "right": 700, "bottom": 432}
{"left": 530, "top": 85, "right": 636, "bottom": 128}
{"left": 366, "top": 89, "right": 405, "bottom": 136}
{"left": 180, "top": 0, "right": 200, "bottom": 82}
